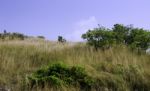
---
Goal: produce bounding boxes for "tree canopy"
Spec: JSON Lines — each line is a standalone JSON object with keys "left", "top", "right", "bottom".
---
{"left": 82, "top": 24, "right": 150, "bottom": 50}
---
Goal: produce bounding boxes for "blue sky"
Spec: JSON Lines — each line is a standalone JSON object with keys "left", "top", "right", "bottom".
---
{"left": 0, "top": 0, "right": 150, "bottom": 41}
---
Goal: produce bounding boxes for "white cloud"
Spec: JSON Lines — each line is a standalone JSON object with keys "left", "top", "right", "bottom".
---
{"left": 66, "top": 16, "right": 98, "bottom": 41}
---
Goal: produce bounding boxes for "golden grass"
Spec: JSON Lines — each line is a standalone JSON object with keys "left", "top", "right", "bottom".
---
{"left": 0, "top": 39, "right": 149, "bottom": 91}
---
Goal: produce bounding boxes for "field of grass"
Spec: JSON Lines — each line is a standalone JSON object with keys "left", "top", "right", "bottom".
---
{"left": 0, "top": 39, "right": 150, "bottom": 91}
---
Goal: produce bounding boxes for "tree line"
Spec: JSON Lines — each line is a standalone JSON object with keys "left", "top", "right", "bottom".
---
{"left": 0, "top": 30, "right": 68, "bottom": 43}
{"left": 0, "top": 30, "right": 25, "bottom": 40}
{"left": 0, "top": 30, "right": 47, "bottom": 41}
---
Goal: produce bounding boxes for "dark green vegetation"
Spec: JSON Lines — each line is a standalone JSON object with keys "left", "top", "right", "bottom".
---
{"left": 37, "top": 36, "right": 45, "bottom": 39}
{"left": 58, "top": 36, "right": 66, "bottom": 43}
{"left": 0, "top": 30, "right": 47, "bottom": 41}
{"left": 82, "top": 24, "right": 150, "bottom": 51}
{"left": 28, "top": 63, "right": 94, "bottom": 90}
{"left": 0, "top": 30, "right": 25, "bottom": 40}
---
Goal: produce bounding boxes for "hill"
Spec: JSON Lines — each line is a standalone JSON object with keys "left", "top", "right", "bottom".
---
{"left": 0, "top": 39, "right": 150, "bottom": 91}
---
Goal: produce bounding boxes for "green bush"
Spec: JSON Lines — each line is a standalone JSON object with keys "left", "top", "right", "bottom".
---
{"left": 28, "top": 63, "right": 95, "bottom": 90}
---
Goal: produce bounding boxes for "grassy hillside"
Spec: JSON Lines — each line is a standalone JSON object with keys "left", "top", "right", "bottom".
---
{"left": 0, "top": 39, "right": 150, "bottom": 91}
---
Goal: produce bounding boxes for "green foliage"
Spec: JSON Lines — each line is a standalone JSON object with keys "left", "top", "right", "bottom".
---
{"left": 82, "top": 24, "right": 150, "bottom": 51}
{"left": 58, "top": 36, "right": 66, "bottom": 43}
{"left": 113, "top": 24, "right": 130, "bottom": 44}
{"left": 82, "top": 27, "right": 115, "bottom": 50}
{"left": 11, "top": 32, "right": 25, "bottom": 40}
{"left": 127, "top": 28, "right": 150, "bottom": 50}
{"left": 37, "top": 36, "right": 45, "bottom": 39}
{"left": 28, "top": 63, "right": 94, "bottom": 89}
{"left": 0, "top": 31, "right": 25, "bottom": 40}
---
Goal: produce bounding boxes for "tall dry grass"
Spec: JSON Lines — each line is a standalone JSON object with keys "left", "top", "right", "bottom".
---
{"left": 0, "top": 40, "right": 149, "bottom": 91}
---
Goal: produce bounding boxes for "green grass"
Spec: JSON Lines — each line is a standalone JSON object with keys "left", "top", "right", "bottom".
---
{"left": 0, "top": 40, "right": 150, "bottom": 91}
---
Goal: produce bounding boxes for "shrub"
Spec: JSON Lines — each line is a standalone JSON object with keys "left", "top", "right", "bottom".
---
{"left": 27, "top": 63, "right": 95, "bottom": 90}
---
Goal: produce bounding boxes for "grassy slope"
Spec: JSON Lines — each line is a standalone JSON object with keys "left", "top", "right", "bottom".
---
{"left": 0, "top": 39, "right": 150, "bottom": 91}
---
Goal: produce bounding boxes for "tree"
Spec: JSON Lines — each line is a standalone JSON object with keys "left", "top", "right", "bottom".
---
{"left": 82, "top": 24, "right": 150, "bottom": 51}
{"left": 37, "top": 36, "right": 45, "bottom": 39}
{"left": 58, "top": 36, "right": 66, "bottom": 43}
{"left": 4, "top": 30, "right": 7, "bottom": 34}
{"left": 82, "top": 27, "right": 115, "bottom": 50}
{"left": 128, "top": 28, "right": 150, "bottom": 50}
{"left": 112, "top": 24, "right": 130, "bottom": 44}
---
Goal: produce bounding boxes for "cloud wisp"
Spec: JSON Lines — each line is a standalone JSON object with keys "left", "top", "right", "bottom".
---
{"left": 66, "top": 16, "right": 98, "bottom": 41}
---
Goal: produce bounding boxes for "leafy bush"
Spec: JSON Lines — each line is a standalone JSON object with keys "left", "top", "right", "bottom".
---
{"left": 28, "top": 63, "right": 95, "bottom": 90}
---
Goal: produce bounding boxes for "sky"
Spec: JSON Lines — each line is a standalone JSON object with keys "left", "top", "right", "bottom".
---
{"left": 0, "top": 0, "right": 150, "bottom": 41}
